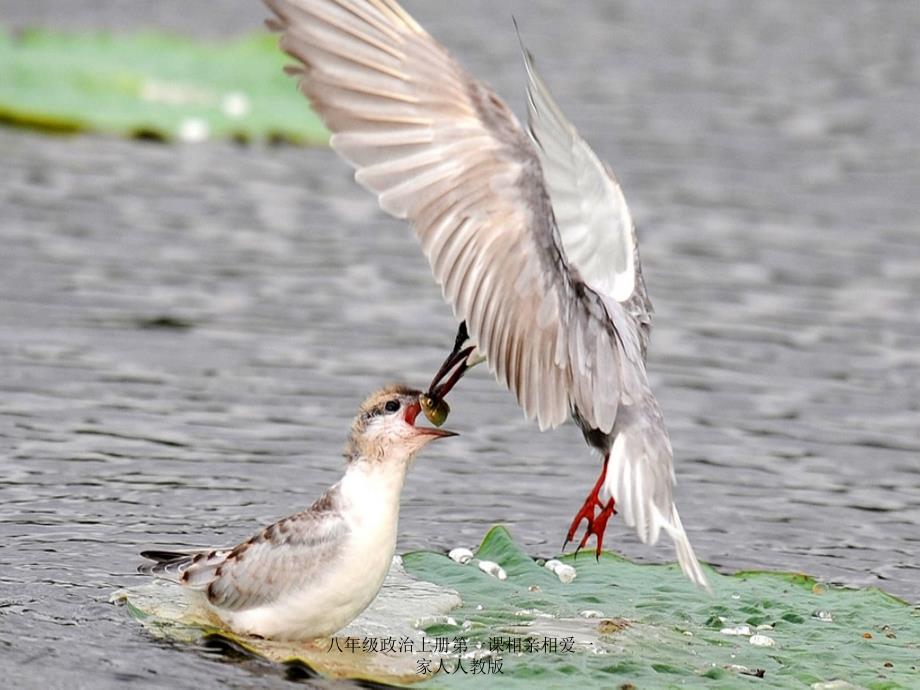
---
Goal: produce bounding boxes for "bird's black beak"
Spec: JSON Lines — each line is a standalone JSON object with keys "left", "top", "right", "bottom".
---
{"left": 426, "top": 322, "right": 474, "bottom": 402}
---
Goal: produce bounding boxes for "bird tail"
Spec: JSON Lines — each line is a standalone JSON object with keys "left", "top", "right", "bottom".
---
{"left": 657, "top": 505, "right": 711, "bottom": 592}
{"left": 604, "top": 398, "right": 711, "bottom": 591}
{"left": 138, "top": 548, "right": 228, "bottom": 587}
{"left": 138, "top": 549, "right": 197, "bottom": 581}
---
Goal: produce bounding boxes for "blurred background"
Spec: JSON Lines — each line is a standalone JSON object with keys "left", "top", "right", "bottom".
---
{"left": 1, "top": 1, "right": 918, "bottom": 688}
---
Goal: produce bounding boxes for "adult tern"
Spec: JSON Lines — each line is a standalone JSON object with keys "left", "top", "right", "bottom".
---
{"left": 264, "top": 0, "right": 708, "bottom": 588}
{"left": 140, "top": 386, "right": 456, "bottom": 640}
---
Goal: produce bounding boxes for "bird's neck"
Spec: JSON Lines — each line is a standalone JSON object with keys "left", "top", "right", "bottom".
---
{"left": 339, "top": 456, "right": 407, "bottom": 528}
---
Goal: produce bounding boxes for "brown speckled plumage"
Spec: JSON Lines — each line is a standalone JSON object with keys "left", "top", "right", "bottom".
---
{"left": 147, "top": 482, "right": 351, "bottom": 609}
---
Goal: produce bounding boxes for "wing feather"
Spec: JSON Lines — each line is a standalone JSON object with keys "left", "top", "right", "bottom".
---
{"left": 267, "top": 0, "right": 585, "bottom": 430}
{"left": 521, "top": 43, "right": 638, "bottom": 304}
{"left": 202, "top": 505, "right": 349, "bottom": 610}
{"left": 142, "top": 485, "right": 350, "bottom": 610}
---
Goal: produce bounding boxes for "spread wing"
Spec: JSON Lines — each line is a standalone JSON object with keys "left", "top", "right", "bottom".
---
{"left": 520, "top": 41, "right": 638, "bottom": 305}
{"left": 141, "top": 486, "right": 349, "bottom": 610}
{"left": 265, "top": 0, "right": 635, "bottom": 434}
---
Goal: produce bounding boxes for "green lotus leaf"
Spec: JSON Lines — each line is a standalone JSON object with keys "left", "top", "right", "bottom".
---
{"left": 0, "top": 29, "right": 327, "bottom": 143}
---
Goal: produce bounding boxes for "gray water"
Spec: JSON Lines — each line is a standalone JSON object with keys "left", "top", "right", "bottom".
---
{"left": 1, "top": 1, "right": 919, "bottom": 688}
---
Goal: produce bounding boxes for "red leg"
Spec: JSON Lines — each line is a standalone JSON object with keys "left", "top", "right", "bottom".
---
{"left": 564, "top": 456, "right": 608, "bottom": 547}
{"left": 589, "top": 498, "right": 616, "bottom": 560}
{"left": 564, "top": 454, "right": 617, "bottom": 559}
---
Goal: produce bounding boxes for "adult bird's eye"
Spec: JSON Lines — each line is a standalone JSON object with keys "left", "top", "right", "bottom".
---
{"left": 384, "top": 400, "right": 400, "bottom": 413}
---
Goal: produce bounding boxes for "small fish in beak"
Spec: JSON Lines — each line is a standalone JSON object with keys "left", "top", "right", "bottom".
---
{"left": 419, "top": 393, "right": 450, "bottom": 427}
{"left": 405, "top": 398, "right": 457, "bottom": 438}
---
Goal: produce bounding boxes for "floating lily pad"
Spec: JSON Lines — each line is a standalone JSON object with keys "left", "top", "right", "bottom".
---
{"left": 404, "top": 527, "right": 918, "bottom": 688}
{"left": 116, "top": 527, "right": 919, "bottom": 688}
{"left": 0, "top": 29, "right": 327, "bottom": 143}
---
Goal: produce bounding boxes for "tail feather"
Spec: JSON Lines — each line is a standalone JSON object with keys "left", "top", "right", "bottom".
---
{"left": 659, "top": 507, "right": 711, "bottom": 591}
{"left": 138, "top": 548, "right": 228, "bottom": 585}
{"left": 604, "top": 397, "right": 710, "bottom": 591}
{"left": 139, "top": 549, "right": 191, "bottom": 563}
{"left": 138, "top": 549, "right": 195, "bottom": 581}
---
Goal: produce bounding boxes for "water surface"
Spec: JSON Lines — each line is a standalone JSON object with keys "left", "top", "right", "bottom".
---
{"left": 1, "top": 1, "right": 919, "bottom": 688}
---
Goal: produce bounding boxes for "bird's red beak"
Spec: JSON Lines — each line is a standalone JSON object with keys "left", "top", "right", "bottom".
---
{"left": 405, "top": 401, "right": 457, "bottom": 438}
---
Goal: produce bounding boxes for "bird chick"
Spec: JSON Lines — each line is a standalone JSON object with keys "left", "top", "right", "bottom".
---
{"left": 139, "top": 385, "right": 455, "bottom": 640}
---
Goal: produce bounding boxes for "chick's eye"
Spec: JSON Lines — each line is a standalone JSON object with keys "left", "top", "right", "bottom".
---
{"left": 384, "top": 400, "right": 400, "bottom": 413}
